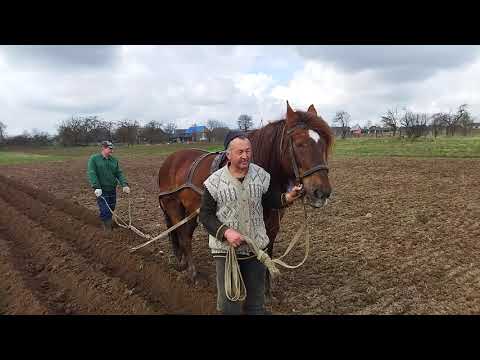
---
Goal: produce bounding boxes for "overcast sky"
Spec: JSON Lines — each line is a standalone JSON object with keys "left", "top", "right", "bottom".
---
{"left": 1, "top": 45, "right": 480, "bottom": 135}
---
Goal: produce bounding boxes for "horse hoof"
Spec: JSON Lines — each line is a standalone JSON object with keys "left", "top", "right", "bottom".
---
{"left": 191, "top": 272, "right": 208, "bottom": 287}
{"left": 174, "top": 263, "right": 188, "bottom": 272}
{"left": 265, "top": 294, "right": 272, "bottom": 305}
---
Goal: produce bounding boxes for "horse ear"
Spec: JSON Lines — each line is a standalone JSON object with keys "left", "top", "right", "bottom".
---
{"left": 307, "top": 104, "right": 317, "bottom": 117}
{"left": 286, "top": 101, "right": 297, "bottom": 127}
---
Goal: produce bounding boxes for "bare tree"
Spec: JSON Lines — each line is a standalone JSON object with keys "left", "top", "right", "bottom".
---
{"left": 333, "top": 111, "right": 351, "bottom": 139}
{"left": 206, "top": 119, "right": 227, "bottom": 142}
{"left": 141, "top": 121, "right": 167, "bottom": 144}
{"left": 57, "top": 116, "right": 84, "bottom": 146}
{"left": 5, "top": 131, "right": 32, "bottom": 146}
{"left": 457, "top": 104, "right": 474, "bottom": 136}
{"left": 430, "top": 115, "right": 444, "bottom": 138}
{"left": 56, "top": 115, "right": 117, "bottom": 146}
{"left": 115, "top": 120, "right": 128, "bottom": 144}
{"left": 116, "top": 119, "right": 140, "bottom": 146}
{"left": 0, "top": 121, "right": 6, "bottom": 144}
{"left": 449, "top": 104, "right": 468, "bottom": 136}
{"left": 212, "top": 126, "right": 230, "bottom": 144}
{"left": 99, "top": 121, "right": 115, "bottom": 141}
{"left": 82, "top": 116, "right": 103, "bottom": 144}
{"left": 401, "top": 110, "right": 429, "bottom": 139}
{"left": 381, "top": 108, "right": 400, "bottom": 136}
{"left": 56, "top": 115, "right": 105, "bottom": 146}
{"left": 165, "top": 122, "right": 177, "bottom": 138}
{"left": 238, "top": 114, "right": 253, "bottom": 132}
{"left": 431, "top": 112, "right": 451, "bottom": 136}
{"left": 31, "top": 129, "right": 53, "bottom": 146}
{"left": 432, "top": 104, "right": 470, "bottom": 137}
{"left": 418, "top": 113, "right": 430, "bottom": 138}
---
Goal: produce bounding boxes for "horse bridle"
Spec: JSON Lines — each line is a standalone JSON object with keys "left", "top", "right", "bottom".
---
{"left": 281, "top": 123, "right": 329, "bottom": 183}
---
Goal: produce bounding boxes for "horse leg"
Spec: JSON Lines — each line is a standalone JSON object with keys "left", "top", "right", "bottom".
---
{"left": 176, "top": 216, "right": 201, "bottom": 284}
{"left": 159, "top": 196, "right": 188, "bottom": 271}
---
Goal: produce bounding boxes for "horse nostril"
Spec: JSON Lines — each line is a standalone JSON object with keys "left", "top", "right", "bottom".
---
{"left": 314, "top": 189, "right": 331, "bottom": 200}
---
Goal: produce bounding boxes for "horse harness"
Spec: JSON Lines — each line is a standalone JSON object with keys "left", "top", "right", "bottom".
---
{"left": 157, "top": 149, "right": 225, "bottom": 198}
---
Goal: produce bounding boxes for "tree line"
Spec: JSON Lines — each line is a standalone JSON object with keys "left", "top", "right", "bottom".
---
{"left": 333, "top": 104, "right": 477, "bottom": 139}
{"left": 1, "top": 105, "right": 476, "bottom": 147}
{"left": 0, "top": 113, "right": 257, "bottom": 147}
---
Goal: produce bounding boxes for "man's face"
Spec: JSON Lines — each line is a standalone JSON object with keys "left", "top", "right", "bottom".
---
{"left": 102, "top": 147, "right": 113, "bottom": 157}
{"left": 227, "top": 138, "right": 251, "bottom": 171}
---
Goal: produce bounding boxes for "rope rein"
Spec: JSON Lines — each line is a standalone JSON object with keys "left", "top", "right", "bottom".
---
{"left": 100, "top": 191, "right": 310, "bottom": 303}
{"left": 224, "top": 198, "right": 310, "bottom": 301}
{"left": 100, "top": 195, "right": 199, "bottom": 253}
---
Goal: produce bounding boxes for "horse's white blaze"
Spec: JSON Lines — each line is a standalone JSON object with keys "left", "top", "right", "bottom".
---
{"left": 309, "top": 130, "right": 320, "bottom": 143}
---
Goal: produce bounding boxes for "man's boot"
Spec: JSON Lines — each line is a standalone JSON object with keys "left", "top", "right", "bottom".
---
{"left": 102, "top": 218, "right": 113, "bottom": 232}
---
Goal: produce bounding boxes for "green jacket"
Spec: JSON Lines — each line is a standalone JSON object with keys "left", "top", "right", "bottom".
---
{"left": 87, "top": 153, "right": 128, "bottom": 192}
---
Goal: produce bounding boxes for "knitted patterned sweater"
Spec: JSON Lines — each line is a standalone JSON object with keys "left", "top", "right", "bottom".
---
{"left": 200, "top": 163, "right": 288, "bottom": 256}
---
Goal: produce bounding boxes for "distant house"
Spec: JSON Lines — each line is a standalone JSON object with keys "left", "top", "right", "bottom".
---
{"left": 169, "top": 129, "right": 190, "bottom": 143}
{"left": 473, "top": 122, "right": 480, "bottom": 129}
{"left": 331, "top": 126, "right": 351, "bottom": 137}
{"left": 186, "top": 125, "right": 208, "bottom": 141}
{"left": 368, "top": 125, "right": 391, "bottom": 137}
{"left": 169, "top": 125, "right": 208, "bottom": 143}
{"left": 351, "top": 124, "right": 362, "bottom": 137}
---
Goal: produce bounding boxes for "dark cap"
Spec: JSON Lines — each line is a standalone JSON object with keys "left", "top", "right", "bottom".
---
{"left": 224, "top": 130, "right": 246, "bottom": 150}
{"left": 101, "top": 140, "right": 114, "bottom": 149}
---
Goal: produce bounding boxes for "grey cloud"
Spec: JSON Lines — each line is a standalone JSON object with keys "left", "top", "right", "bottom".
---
{"left": 1, "top": 45, "right": 121, "bottom": 70}
{"left": 295, "top": 45, "right": 480, "bottom": 81}
{"left": 2, "top": 45, "right": 480, "bottom": 136}
{"left": 25, "top": 96, "right": 122, "bottom": 115}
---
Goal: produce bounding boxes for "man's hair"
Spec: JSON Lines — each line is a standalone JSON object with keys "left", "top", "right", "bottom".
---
{"left": 226, "top": 135, "right": 250, "bottom": 154}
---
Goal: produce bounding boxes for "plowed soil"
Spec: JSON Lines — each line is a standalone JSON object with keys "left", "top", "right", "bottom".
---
{"left": 1, "top": 154, "right": 480, "bottom": 314}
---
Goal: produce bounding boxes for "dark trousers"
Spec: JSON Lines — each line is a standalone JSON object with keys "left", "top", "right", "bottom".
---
{"left": 96, "top": 190, "right": 116, "bottom": 221}
{"left": 215, "top": 256, "right": 266, "bottom": 315}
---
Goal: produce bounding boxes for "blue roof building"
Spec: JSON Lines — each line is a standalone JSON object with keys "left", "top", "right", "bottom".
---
{"left": 169, "top": 125, "right": 208, "bottom": 142}
{"left": 186, "top": 125, "right": 207, "bottom": 134}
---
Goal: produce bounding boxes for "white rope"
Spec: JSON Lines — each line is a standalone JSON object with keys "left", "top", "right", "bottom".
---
{"left": 224, "top": 201, "right": 310, "bottom": 301}
{"left": 99, "top": 193, "right": 311, "bottom": 303}
{"left": 100, "top": 195, "right": 200, "bottom": 253}
{"left": 224, "top": 247, "right": 247, "bottom": 301}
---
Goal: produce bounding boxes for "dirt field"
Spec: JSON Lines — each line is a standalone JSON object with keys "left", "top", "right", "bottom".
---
{"left": 1, "top": 154, "right": 480, "bottom": 314}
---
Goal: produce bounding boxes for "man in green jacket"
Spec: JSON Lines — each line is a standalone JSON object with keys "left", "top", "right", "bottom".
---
{"left": 87, "top": 141, "right": 130, "bottom": 231}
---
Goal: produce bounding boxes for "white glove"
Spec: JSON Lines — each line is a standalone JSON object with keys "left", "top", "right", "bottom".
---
{"left": 94, "top": 189, "right": 102, "bottom": 197}
{"left": 123, "top": 186, "right": 130, "bottom": 194}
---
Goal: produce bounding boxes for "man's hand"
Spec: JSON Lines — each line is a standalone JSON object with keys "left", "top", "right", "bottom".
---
{"left": 123, "top": 186, "right": 130, "bottom": 194}
{"left": 224, "top": 228, "right": 244, "bottom": 247}
{"left": 286, "top": 184, "right": 304, "bottom": 203}
{"left": 94, "top": 189, "right": 102, "bottom": 197}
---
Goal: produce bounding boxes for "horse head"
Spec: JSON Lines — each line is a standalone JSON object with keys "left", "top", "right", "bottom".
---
{"left": 281, "top": 101, "right": 334, "bottom": 208}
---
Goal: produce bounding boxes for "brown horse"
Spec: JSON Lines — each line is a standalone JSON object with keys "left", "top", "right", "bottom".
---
{"left": 158, "top": 102, "right": 334, "bottom": 293}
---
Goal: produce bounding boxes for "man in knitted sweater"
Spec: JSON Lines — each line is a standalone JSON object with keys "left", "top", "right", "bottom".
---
{"left": 199, "top": 133, "right": 303, "bottom": 315}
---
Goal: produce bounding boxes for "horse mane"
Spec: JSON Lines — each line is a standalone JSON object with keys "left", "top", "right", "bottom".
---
{"left": 247, "top": 111, "right": 334, "bottom": 189}
{"left": 247, "top": 120, "right": 285, "bottom": 180}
